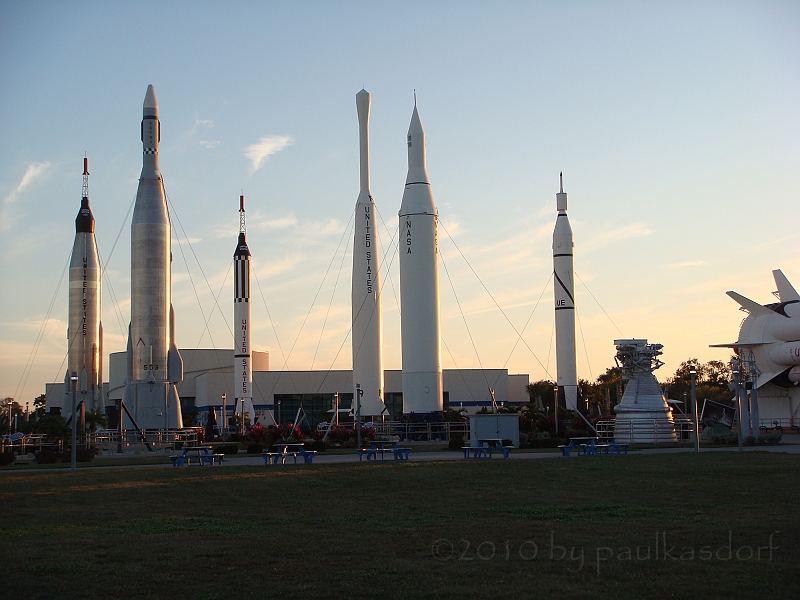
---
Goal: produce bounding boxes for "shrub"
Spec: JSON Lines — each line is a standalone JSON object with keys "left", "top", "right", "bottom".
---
{"left": 305, "top": 440, "right": 326, "bottom": 452}
{"left": 448, "top": 434, "right": 464, "bottom": 451}
{"left": 34, "top": 449, "right": 61, "bottom": 464}
{"left": 758, "top": 432, "right": 782, "bottom": 445}
{"left": 75, "top": 447, "right": 98, "bottom": 462}
{"left": 711, "top": 431, "right": 738, "bottom": 445}
{"left": 213, "top": 444, "right": 239, "bottom": 455}
{"left": 0, "top": 451, "right": 16, "bottom": 466}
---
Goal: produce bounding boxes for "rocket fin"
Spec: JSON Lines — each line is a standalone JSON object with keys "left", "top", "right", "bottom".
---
{"left": 726, "top": 291, "right": 779, "bottom": 318}
{"left": 168, "top": 304, "right": 183, "bottom": 383}
{"left": 773, "top": 270, "right": 800, "bottom": 302}
{"left": 709, "top": 342, "right": 762, "bottom": 348}
{"left": 757, "top": 371, "right": 781, "bottom": 388}
{"left": 125, "top": 323, "right": 133, "bottom": 383}
{"left": 168, "top": 343, "right": 183, "bottom": 383}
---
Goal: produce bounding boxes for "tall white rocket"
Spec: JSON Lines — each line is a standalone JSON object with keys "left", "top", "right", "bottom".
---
{"left": 553, "top": 173, "right": 579, "bottom": 411}
{"left": 352, "top": 89, "right": 385, "bottom": 418}
{"left": 123, "top": 84, "right": 183, "bottom": 429}
{"left": 234, "top": 195, "right": 255, "bottom": 424}
{"left": 399, "top": 101, "right": 443, "bottom": 414}
{"left": 64, "top": 157, "right": 103, "bottom": 414}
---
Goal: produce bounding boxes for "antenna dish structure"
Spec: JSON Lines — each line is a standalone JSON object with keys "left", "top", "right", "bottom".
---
{"left": 612, "top": 339, "right": 677, "bottom": 443}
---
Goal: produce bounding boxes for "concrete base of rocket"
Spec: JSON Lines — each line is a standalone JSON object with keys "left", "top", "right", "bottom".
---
{"left": 612, "top": 372, "right": 676, "bottom": 444}
{"left": 123, "top": 381, "right": 183, "bottom": 429}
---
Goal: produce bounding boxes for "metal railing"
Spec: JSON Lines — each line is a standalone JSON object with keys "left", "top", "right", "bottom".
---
{"left": 596, "top": 418, "right": 687, "bottom": 444}
{"left": 366, "top": 421, "right": 470, "bottom": 442}
{"left": 89, "top": 428, "right": 200, "bottom": 453}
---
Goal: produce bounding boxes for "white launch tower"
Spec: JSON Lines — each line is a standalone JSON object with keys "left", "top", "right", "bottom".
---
{"left": 123, "top": 85, "right": 183, "bottom": 429}
{"left": 552, "top": 174, "right": 579, "bottom": 411}
{"left": 399, "top": 101, "right": 443, "bottom": 414}
{"left": 351, "top": 89, "right": 386, "bottom": 418}
{"left": 64, "top": 157, "right": 103, "bottom": 415}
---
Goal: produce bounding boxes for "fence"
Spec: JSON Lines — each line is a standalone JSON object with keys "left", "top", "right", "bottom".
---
{"left": 596, "top": 417, "right": 692, "bottom": 444}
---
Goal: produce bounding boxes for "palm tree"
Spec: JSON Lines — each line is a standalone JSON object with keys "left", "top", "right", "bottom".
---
{"left": 84, "top": 409, "right": 108, "bottom": 433}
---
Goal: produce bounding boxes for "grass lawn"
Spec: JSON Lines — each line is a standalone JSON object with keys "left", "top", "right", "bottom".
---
{"left": 1, "top": 452, "right": 797, "bottom": 599}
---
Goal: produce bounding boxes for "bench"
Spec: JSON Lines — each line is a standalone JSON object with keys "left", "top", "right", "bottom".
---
{"left": 169, "top": 455, "right": 185, "bottom": 466}
{"left": 461, "top": 446, "right": 489, "bottom": 459}
{"left": 606, "top": 440, "right": 629, "bottom": 455}
{"left": 486, "top": 445, "right": 512, "bottom": 458}
{"left": 394, "top": 447, "right": 411, "bottom": 460}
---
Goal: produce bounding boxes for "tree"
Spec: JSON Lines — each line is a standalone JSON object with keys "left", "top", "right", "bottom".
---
{"left": 526, "top": 380, "right": 555, "bottom": 411}
{"left": 663, "top": 358, "right": 735, "bottom": 408}
{"left": 84, "top": 409, "right": 108, "bottom": 433}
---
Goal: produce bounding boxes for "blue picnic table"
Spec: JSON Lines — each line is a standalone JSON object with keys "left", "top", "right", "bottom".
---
{"left": 263, "top": 443, "right": 317, "bottom": 465}
{"left": 461, "top": 439, "right": 512, "bottom": 459}
{"left": 170, "top": 446, "right": 224, "bottom": 466}
{"left": 358, "top": 440, "right": 412, "bottom": 461}
{"left": 558, "top": 437, "right": 628, "bottom": 457}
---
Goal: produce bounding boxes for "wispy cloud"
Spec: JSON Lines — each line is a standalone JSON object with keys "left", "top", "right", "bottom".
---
{"left": 665, "top": 260, "right": 708, "bottom": 269}
{"left": 0, "top": 162, "right": 50, "bottom": 232}
{"left": 251, "top": 214, "right": 298, "bottom": 231}
{"left": 245, "top": 135, "right": 294, "bottom": 172}
{"left": 582, "top": 222, "right": 652, "bottom": 251}
{"left": 200, "top": 140, "right": 220, "bottom": 149}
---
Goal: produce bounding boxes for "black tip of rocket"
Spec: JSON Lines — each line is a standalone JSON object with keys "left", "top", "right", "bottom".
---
{"left": 76, "top": 197, "right": 94, "bottom": 233}
{"left": 234, "top": 232, "right": 250, "bottom": 257}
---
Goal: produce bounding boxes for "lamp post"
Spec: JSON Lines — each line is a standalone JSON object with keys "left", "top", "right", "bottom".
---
{"left": 221, "top": 394, "right": 227, "bottom": 443}
{"left": 71, "top": 372, "right": 78, "bottom": 471}
{"left": 690, "top": 365, "right": 699, "bottom": 453}
{"left": 553, "top": 385, "right": 559, "bottom": 437}
{"left": 355, "top": 384, "right": 363, "bottom": 449}
{"left": 732, "top": 366, "right": 743, "bottom": 452}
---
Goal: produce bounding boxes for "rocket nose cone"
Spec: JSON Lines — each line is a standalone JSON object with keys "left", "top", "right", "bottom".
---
{"left": 357, "top": 88, "right": 369, "bottom": 96}
{"left": 143, "top": 85, "right": 158, "bottom": 113}
{"left": 408, "top": 105, "right": 423, "bottom": 137}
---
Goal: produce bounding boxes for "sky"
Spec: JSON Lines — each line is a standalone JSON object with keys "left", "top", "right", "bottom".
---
{"left": 1, "top": 1, "right": 799, "bottom": 404}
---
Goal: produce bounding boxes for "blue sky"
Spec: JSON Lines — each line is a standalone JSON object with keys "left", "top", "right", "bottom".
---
{"left": 1, "top": 1, "right": 798, "bottom": 402}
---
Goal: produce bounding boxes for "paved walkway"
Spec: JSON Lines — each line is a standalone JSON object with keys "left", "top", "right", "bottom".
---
{"left": 4, "top": 441, "right": 798, "bottom": 474}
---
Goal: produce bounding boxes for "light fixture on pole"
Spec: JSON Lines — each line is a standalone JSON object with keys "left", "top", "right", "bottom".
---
{"left": 731, "top": 365, "right": 743, "bottom": 452}
{"left": 221, "top": 394, "right": 227, "bottom": 443}
{"left": 71, "top": 372, "right": 78, "bottom": 471}
{"left": 553, "top": 384, "right": 559, "bottom": 437}
{"left": 689, "top": 365, "right": 699, "bottom": 453}
{"left": 356, "top": 384, "right": 363, "bottom": 449}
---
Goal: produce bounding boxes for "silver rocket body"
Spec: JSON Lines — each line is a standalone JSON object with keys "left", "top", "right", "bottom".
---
{"left": 233, "top": 198, "right": 255, "bottom": 424}
{"left": 399, "top": 104, "right": 443, "bottom": 414}
{"left": 123, "top": 85, "right": 183, "bottom": 429}
{"left": 553, "top": 176, "right": 579, "bottom": 411}
{"left": 64, "top": 163, "right": 103, "bottom": 414}
{"left": 351, "top": 89, "right": 385, "bottom": 418}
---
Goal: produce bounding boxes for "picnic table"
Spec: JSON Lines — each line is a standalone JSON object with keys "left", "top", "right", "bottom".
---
{"left": 170, "top": 446, "right": 224, "bottom": 466}
{"left": 263, "top": 443, "right": 317, "bottom": 465}
{"left": 461, "top": 438, "right": 512, "bottom": 459}
{"left": 558, "top": 437, "right": 628, "bottom": 457}
{"left": 357, "top": 440, "right": 412, "bottom": 461}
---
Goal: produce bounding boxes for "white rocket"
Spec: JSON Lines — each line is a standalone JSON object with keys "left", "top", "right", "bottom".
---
{"left": 712, "top": 270, "right": 800, "bottom": 387}
{"left": 123, "top": 85, "right": 183, "bottom": 429}
{"left": 553, "top": 173, "right": 579, "bottom": 411}
{"left": 399, "top": 101, "right": 443, "bottom": 414}
{"left": 64, "top": 157, "right": 103, "bottom": 415}
{"left": 351, "top": 89, "right": 385, "bottom": 418}
{"left": 233, "top": 195, "right": 255, "bottom": 424}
